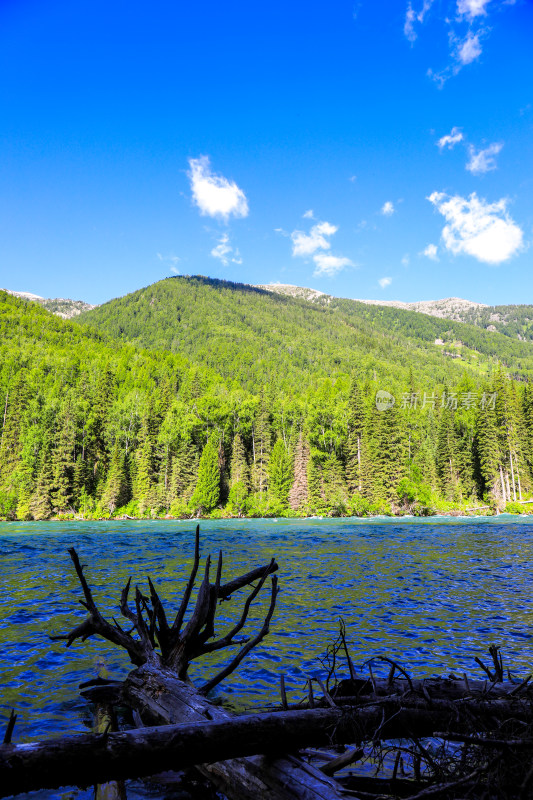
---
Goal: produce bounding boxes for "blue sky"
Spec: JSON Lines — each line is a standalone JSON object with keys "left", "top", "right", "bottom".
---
{"left": 1, "top": 0, "right": 532, "bottom": 305}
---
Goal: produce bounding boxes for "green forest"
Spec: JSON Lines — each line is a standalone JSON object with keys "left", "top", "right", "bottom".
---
{"left": 1, "top": 278, "right": 533, "bottom": 520}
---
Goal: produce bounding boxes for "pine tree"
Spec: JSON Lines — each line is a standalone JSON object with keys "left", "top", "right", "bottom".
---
{"left": 288, "top": 431, "right": 309, "bottom": 511}
{"left": 251, "top": 393, "right": 272, "bottom": 496}
{"left": 367, "top": 399, "right": 406, "bottom": 504}
{"left": 51, "top": 406, "right": 75, "bottom": 511}
{"left": 474, "top": 396, "right": 501, "bottom": 503}
{"left": 190, "top": 437, "right": 220, "bottom": 513}
{"left": 227, "top": 433, "right": 250, "bottom": 515}
{"left": 134, "top": 415, "right": 158, "bottom": 513}
{"left": 102, "top": 441, "right": 129, "bottom": 512}
{"left": 72, "top": 454, "right": 88, "bottom": 508}
{"left": 268, "top": 439, "right": 293, "bottom": 506}
{"left": 345, "top": 379, "right": 366, "bottom": 494}
{"left": 169, "top": 436, "right": 198, "bottom": 503}
{"left": 435, "top": 406, "right": 461, "bottom": 500}
{"left": 29, "top": 439, "right": 53, "bottom": 520}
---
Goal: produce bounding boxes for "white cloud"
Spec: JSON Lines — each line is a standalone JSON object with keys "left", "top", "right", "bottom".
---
{"left": 456, "top": 31, "right": 482, "bottom": 64}
{"left": 381, "top": 201, "right": 395, "bottom": 216}
{"left": 188, "top": 156, "right": 248, "bottom": 221}
{"left": 422, "top": 243, "right": 439, "bottom": 260}
{"left": 428, "top": 191, "right": 524, "bottom": 264}
{"left": 457, "top": 0, "right": 491, "bottom": 20}
{"left": 401, "top": 254, "right": 410, "bottom": 266}
{"left": 290, "top": 217, "right": 353, "bottom": 276}
{"left": 313, "top": 253, "right": 354, "bottom": 277}
{"left": 404, "top": 0, "right": 434, "bottom": 41}
{"left": 210, "top": 234, "right": 242, "bottom": 266}
{"left": 379, "top": 277, "right": 392, "bottom": 288}
{"left": 303, "top": 209, "right": 314, "bottom": 219}
{"left": 466, "top": 141, "right": 503, "bottom": 174}
{"left": 291, "top": 221, "right": 338, "bottom": 257}
{"left": 349, "top": 175, "right": 357, "bottom": 182}
{"left": 404, "top": 3, "right": 417, "bottom": 41}
{"left": 157, "top": 253, "right": 181, "bottom": 274}
{"left": 437, "top": 127, "right": 464, "bottom": 150}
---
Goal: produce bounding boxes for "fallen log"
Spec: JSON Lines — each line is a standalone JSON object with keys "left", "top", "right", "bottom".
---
{"left": 3, "top": 694, "right": 533, "bottom": 798}
{"left": 49, "top": 527, "right": 348, "bottom": 800}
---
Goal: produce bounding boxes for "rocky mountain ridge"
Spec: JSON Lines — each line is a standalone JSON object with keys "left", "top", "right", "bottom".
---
{"left": 1, "top": 289, "right": 96, "bottom": 318}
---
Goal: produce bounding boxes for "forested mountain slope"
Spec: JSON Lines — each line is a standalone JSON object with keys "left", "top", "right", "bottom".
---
{"left": 260, "top": 283, "right": 533, "bottom": 344}
{"left": 2, "top": 283, "right": 533, "bottom": 522}
{"left": 77, "top": 276, "right": 533, "bottom": 389}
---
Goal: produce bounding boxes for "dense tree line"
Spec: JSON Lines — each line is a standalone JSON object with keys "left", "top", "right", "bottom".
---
{"left": 1, "top": 289, "right": 533, "bottom": 520}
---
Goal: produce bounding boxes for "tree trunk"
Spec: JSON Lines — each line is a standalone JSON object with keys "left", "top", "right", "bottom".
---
{"left": 4, "top": 689, "right": 533, "bottom": 799}
{"left": 123, "top": 664, "right": 347, "bottom": 800}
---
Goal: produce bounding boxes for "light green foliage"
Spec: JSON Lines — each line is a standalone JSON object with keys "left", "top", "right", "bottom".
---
{"left": 2, "top": 279, "right": 533, "bottom": 520}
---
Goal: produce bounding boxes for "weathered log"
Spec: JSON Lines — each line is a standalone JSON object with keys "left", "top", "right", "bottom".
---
{"left": 51, "top": 533, "right": 348, "bottom": 800}
{"left": 0, "top": 709, "right": 350, "bottom": 798}
{"left": 4, "top": 694, "right": 533, "bottom": 798}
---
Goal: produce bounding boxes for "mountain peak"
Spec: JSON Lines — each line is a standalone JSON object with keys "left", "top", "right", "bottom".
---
{"left": 1, "top": 288, "right": 96, "bottom": 318}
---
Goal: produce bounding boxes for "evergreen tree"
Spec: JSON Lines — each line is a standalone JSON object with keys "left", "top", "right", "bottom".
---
{"left": 134, "top": 414, "right": 158, "bottom": 513}
{"left": 288, "top": 431, "right": 309, "bottom": 511}
{"left": 435, "top": 406, "right": 461, "bottom": 500}
{"left": 29, "top": 439, "right": 53, "bottom": 520}
{"left": 72, "top": 454, "right": 88, "bottom": 508}
{"left": 345, "top": 379, "right": 366, "bottom": 494}
{"left": 227, "top": 432, "right": 250, "bottom": 515}
{"left": 251, "top": 393, "right": 271, "bottom": 496}
{"left": 190, "top": 437, "right": 220, "bottom": 513}
{"left": 367, "top": 399, "right": 406, "bottom": 504}
{"left": 169, "top": 436, "right": 198, "bottom": 503}
{"left": 102, "top": 442, "right": 129, "bottom": 512}
{"left": 474, "top": 395, "right": 501, "bottom": 503}
{"left": 51, "top": 406, "right": 75, "bottom": 511}
{"left": 268, "top": 439, "right": 293, "bottom": 506}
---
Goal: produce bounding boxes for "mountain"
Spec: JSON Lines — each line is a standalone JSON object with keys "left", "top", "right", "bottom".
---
{"left": 77, "top": 275, "right": 533, "bottom": 388}
{"left": 2, "top": 281, "right": 533, "bottom": 521}
{"left": 259, "top": 283, "right": 533, "bottom": 343}
{"left": 1, "top": 288, "right": 96, "bottom": 318}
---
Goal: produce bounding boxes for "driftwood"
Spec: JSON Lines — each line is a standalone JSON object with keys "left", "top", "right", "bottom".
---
{"left": 46, "top": 527, "right": 347, "bottom": 800}
{"left": 3, "top": 693, "right": 533, "bottom": 797}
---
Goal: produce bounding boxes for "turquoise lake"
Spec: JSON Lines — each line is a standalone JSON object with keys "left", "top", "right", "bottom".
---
{"left": 2, "top": 516, "right": 533, "bottom": 798}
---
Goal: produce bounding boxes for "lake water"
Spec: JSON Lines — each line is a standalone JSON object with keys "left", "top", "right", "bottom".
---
{"left": 2, "top": 516, "right": 533, "bottom": 799}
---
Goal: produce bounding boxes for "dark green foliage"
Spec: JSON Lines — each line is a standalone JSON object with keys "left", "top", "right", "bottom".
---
{"left": 268, "top": 439, "right": 293, "bottom": 505}
{"left": 345, "top": 379, "right": 365, "bottom": 494}
{"left": 190, "top": 437, "right": 220, "bottom": 513}
{"left": 102, "top": 442, "right": 130, "bottom": 513}
{"left": 2, "top": 278, "right": 533, "bottom": 520}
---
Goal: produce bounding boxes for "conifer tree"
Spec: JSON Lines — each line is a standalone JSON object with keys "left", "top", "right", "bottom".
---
{"left": 345, "top": 379, "right": 366, "bottom": 494}
{"left": 367, "top": 399, "right": 406, "bottom": 503}
{"left": 190, "top": 437, "right": 220, "bottom": 513}
{"left": 474, "top": 395, "right": 501, "bottom": 503}
{"left": 29, "top": 439, "right": 53, "bottom": 520}
{"left": 51, "top": 406, "right": 75, "bottom": 511}
{"left": 134, "top": 415, "right": 158, "bottom": 513}
{"left": 102, "top": 441, "right": 129, "bottom": 512}
{"left": 307, "top": 451, "right": 323, "bottom": 512}
{"left": 251, "top": 392, "right": 272, "bottom": 496}
{"left": 288, "top": 430, "right": 309, "bottom": 511}
{"left": 436, "top": 406, "right": 460, "bottom": 500}
{"left": 169, "top": 436, "right": 198, "bottom": 503}
{"left": 72, "top": 454, "right": 88, "bottom": 508}
{"left": 268, "top": 439, "right": 293, "bottom": 506}
{"left": 227, "top": 432, "right": 249, "bottom": 515}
